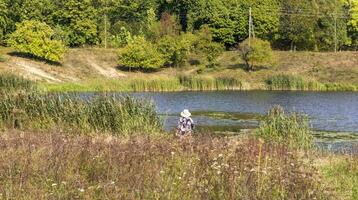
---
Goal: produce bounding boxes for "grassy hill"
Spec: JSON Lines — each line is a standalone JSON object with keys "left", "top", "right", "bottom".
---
{"left": 0, "top": 47, "right": 357, "bottom": 92}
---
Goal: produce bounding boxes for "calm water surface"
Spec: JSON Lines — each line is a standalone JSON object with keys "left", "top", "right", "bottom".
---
{"left": 127, "top": 91, "right": 358, "bottom": 133}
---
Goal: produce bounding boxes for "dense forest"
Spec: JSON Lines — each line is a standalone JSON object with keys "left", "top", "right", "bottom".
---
{"left": 0, "top": 0, "right": 357, "bottom": 51}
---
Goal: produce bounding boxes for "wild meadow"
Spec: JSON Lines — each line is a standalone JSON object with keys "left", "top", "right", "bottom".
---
{"left": 0, "top": 74, "right": 357, "bottom": 199}
{"left": 0, "top": 131, "right": 329, "bottom": 200}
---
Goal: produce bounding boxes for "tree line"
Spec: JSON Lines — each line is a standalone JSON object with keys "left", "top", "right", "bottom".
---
{"left": 0, "top": 0, "right": 357, "bottom": 51}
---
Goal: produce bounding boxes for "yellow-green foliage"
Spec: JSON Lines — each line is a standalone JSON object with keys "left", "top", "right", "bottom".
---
{"left": 118, "top": 36, "right": 165, "bottom": 70}
{"left": 240, "top": 38, "right": 273, "bottom": 71}
{"left": 157, "top": 33, "right": 195, "bottom": 67}
{"left": 257, "top": 106, "right": 313, "bottom": 151}
{"left": 7, "top": 20, "right": 65, "bottom": 62}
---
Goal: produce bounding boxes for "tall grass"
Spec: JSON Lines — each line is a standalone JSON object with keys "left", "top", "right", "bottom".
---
{"left": 43, "top": 76, "right": 243, "bottom": 92}
{"left": 0, "top": 131, "right": 329, "bottom": 199}
{"left": 129, "top": 77, "right": 181, "bottom": 92}
{"left": 256, "top": 106, "right": 314, "bottom": 151}
{"left": 0, "top": 92, "right": 162, "bottom": 135}
{"left": 178, "top": 75, "right": 242, "bottom": 91}
{"left": 320, "top": 154, "right": 358, "bottom": 199}
{"left": 0, "top": 73, "right": 36, "bottom": 91}
{"left": 265, "top": 74, "right": 357, "bottom": 91}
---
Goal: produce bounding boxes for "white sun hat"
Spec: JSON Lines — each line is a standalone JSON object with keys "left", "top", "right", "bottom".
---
{"left": 181, "top": 109, "right": 191, "bottom": 118}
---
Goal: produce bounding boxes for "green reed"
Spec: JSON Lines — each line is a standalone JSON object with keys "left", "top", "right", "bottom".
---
{"left": 178, "top": 75, "right": 242, "bottom": 91}
{"left": 256, "top": 106, "right": 314, "bottom": 151}
{"left": 265, "top": 74, "right": 357, "bottom": 91}
{"left": 0, "top": 73, "right": 36, "bottom": 91}
{"left": 0, "top": 92, "right": 162, "bottom": 135}
{"left": 129, "top": 78, "right": 181, "bottom": 92}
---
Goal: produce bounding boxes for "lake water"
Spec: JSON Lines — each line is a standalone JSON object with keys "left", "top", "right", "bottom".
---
{"left": 82, "top": 91, "right": 358, "bottom": 152}
{"left": 128, "top": 91, "right": 358, "bottom": 134}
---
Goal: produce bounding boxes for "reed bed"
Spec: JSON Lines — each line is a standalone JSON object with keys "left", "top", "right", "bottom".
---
{"left": 43, "top": 76, "right": 243, "bottom": 92}
{"left": 178, "top": 75, "right": 242, "bottom": 91}
{"left": 256, "top": 106, "right": 314, "bottom": 151}
{"left": 0, "top": 131, "right": 329, "bottom": 200}
{"left": 0, "top": 92, "right": 162, "bottom": 135}
{"left": 129, "top": 78, "right": 181, "bottom": 92}
{"left": 0, "top": 73, "right": 36, "bottom": 91}
{"left": 265, "top": 74, "right": 357, "bottom": 91}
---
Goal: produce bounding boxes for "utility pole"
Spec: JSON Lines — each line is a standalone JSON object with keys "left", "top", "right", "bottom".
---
{"left": 104, "top": 14, "right": 108, "bottom": 49}
{"left": 334, "top": 0, "right": 337, "bottom": 53}
{"left": 249, "top": 7, "right": 252, "bottom": 46}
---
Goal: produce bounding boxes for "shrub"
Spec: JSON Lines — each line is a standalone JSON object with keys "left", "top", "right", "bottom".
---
{"left": 256, "top": 106, "right": 313, "bottom": 151}
{"left": 239, "top": 38, "right": 273, "bottom": 71}
{"left": 195, "top": 26, "right": 225, "bottom": 67}
{"left": 7, "top": 20, "right": 65, "bottom": 62}
{"left": 158, "top": 33, "right": 195, "bottom": 67}
{"left": 118, "top": 36, "right": 165, "bottom": 70}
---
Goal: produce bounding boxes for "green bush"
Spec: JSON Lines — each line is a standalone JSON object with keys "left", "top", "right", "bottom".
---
{"left": 195, "top": 26, "right": 225, "bottom": 67}
{"left": 118, "top": 36, "right": 165, "bottom": 70}
{"left": 7, "top": 20, "right": 65, "bottom": 63}
{"left": 256, "top": 106, "right": 313, "bottom": 151}
{"left": 157, "top": 33, "right": 195, "bottom": 67}
{"left": 239, "top": 38, "right": 273, "bottom": 71}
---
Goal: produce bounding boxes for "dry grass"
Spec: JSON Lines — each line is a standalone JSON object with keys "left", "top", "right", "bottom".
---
{"left": 1, "top": 47, "right": 357, "bottom": 91}
{"left": 0, "top": 130, "right": 329, "bottom": 200}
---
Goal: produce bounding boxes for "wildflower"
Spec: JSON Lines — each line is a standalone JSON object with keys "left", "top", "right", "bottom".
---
{"left": 111, "top": 181, "right": 115, "bottom": 185}
{"left": 78, "top": 188, "right": 85, "bottom": 193}
{"left": 217, "top": 170, "right": 222, "bottom": 175}
{"left": 178, "top": 176, "right": 182, "bottom": 180}
{"left": 171, "top": 151, "right": 175, "bottom": 155}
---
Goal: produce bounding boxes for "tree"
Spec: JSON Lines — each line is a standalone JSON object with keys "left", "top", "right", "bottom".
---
{"left": 53, "top": 0, "right": 98, "bottom": 47}
{"left": 158, "top": 33, "right": 195, "bottom": 67}
{"left": 277, "top": 0, "right": 318, "bottom": 50}
{"left": 347, "top": 0, "right": 358, "bottom": 49}
{"left": 0, "top": 0, "right": 8, "bottom": 43}
{"left": 239, "top": 38, "right": 273, "bottom": 71}
{"left": 183, "top": 0, "right": 280, "bottom": 47}
{"left": 8, "top": 20, "right": 65, "bottom": 62}
{"left": 195, "top": 26, "right": 224, "bottom": 67}
{"left": 118, "top": 36, "right": 165, "bottom": 70}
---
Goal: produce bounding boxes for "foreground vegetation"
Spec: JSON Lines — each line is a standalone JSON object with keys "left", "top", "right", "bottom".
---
{"left": 0, "top": 131, "right": 329, "bottom": 200}
{"left": 0, "top": 75, "right": 357, "bottom": 199}
{"left": 0, "top": 92, "right": 161, "bottom": 136}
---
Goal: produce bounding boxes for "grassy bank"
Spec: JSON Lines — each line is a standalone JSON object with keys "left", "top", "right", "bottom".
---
{"left": 41, "top": 75, "right": 243, "bottom": 92}
{"left": 1, "top": 47, "right": 357, "bottom": 92}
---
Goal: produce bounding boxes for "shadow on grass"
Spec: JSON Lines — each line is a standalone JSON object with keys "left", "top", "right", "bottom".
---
{"left": 8, "top": 52, "right": 62, "bottom": 66}
{"left": 227, "top": 63, "right": 269, "bottom": 71}
{"left": 116, "top": 65, "right": 162, "bottom": 73}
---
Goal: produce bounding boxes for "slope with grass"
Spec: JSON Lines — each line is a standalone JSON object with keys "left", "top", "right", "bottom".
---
{"left": 0, "top": 47, "right": 357, "bottom": 92}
